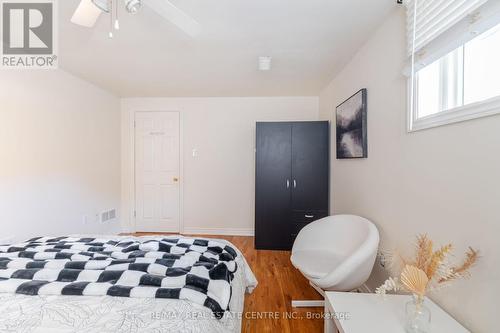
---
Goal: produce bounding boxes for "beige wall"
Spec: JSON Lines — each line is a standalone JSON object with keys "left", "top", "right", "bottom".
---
{"left": 121, "top": 97, "right": 319, "bottom": 235}
{"left": 0, "top": 70, "right": 121, "bottom": 241}
{"left": 319, "top": 8, "right": 499, "bottom": 333}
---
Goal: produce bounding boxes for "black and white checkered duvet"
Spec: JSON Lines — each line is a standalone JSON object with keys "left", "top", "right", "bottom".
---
{"left": 0, "top": 236, "right": 238, "bottom": 318}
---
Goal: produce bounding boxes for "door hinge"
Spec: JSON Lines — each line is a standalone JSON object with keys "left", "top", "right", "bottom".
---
{"left": 133, "top": 210, "right": 136, "bottom": 218}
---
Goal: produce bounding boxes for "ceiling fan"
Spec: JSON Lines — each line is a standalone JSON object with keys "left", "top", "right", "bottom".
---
{"left": 70, "top": 0, "right": 201, "bottom": 38}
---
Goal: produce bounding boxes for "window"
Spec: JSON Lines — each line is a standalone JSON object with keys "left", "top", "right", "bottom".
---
{"left": 415, "top": 22, "right": 500, "bottom": 118}
{"left": 406, "top": 0, "right": 500, "bottom": 131}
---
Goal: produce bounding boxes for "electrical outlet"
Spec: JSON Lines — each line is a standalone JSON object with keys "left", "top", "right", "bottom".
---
{"left": 109, "top": 209, "right": 116, "bottom": 220}
{"left": 378, "top": 251, "right": 387, "bottom": 268}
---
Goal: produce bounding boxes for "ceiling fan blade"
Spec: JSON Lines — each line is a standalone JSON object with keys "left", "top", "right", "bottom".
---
{"left": 71, "top": 0, "right": 102, "bottom": 28}
{"left": 145, "top": 0, "right": 201, "bottom": 37}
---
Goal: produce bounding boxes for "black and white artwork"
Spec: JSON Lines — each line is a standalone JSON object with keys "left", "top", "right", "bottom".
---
{"left": 336, "top": 89, "right": 367, "bottom": 159}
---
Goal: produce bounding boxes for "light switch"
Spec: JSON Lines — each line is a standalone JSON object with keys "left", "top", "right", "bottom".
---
{"left": 192, "top": 148, "right": 198, "bottom": 157}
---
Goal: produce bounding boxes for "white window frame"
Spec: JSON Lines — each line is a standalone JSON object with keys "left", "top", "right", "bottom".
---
{"left": 407, "top": 0, "right": 500, "bottom": 132}
{"left": 408, "top": 84, "right": 500, "bottom": 132}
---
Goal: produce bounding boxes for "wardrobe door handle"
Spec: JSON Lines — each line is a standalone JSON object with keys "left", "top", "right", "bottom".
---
{"left": 293, "top": 180, "right": 297, "bottom": 188}
{"left": 305, "top": 215, "right": 314, "bottom": 218}
{"left": 286, "top": 180, "right": 290, "bottom": 188}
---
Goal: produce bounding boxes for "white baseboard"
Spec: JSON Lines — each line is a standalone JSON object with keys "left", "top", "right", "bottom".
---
{"left": 0, "top": 236, "right": 15, "bottom": 244}
{"left": 182, "top": 227, "right": 254, "bottom": 237}
{"left": 120, "top": 227, "right": 135, "bottom": 234}
{"left": 120, "top": 226, "right": 255, "bottom": 237}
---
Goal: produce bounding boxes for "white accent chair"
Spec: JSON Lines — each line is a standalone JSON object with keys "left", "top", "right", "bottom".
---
{"left": 290, "top": 215, "right": 380, "bottom": 307}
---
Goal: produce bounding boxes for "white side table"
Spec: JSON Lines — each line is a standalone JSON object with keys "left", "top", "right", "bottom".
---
{"left": 324, "top": 292, "right": 470, "bottom": 333}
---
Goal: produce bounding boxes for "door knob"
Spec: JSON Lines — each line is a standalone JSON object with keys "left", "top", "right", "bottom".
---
{"left": 173, "top": 177, "right": 179, "bottom": 182}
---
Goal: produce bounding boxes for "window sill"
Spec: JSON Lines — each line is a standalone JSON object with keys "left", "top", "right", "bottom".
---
{"left": 409, "top": 95, "right": 500, "bottom": 132}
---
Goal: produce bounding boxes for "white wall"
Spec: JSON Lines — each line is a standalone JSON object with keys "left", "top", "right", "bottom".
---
{"left": 121, "top": 97, "right": 319, "bottom": 235}
{"left": 0, "top": 70, "right": 121, "bottom": 241}
{"left": 319, "top": 8, "right": 499, "bottom": 333}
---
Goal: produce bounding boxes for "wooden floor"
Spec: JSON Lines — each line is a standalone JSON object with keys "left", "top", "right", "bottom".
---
{"left": 132, "top": 233, "right": 324, "bottom": 333}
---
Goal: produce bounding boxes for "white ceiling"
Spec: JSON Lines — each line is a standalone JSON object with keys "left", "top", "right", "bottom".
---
{"left": 59, "top": 0, "right": 395, "bottom": 97}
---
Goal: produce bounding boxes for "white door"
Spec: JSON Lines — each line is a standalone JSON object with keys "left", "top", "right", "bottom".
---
{"left": 135, "top": 111, "right": 180, "bottom": 232}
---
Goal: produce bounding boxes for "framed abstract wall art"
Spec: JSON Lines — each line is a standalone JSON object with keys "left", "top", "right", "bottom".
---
{"left": 336, "top": 89, "right": 367, "bottom": 159}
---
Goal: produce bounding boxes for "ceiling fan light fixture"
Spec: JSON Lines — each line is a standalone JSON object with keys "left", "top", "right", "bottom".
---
{"left": 91, "top": 0, "right": 110, "bottom": 13}
{"left": 125, "top": 0, "right": 142, "bottom": 14}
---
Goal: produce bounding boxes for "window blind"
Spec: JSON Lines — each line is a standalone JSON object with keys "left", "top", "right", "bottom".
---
{"left": 406, "top": 0, "right": 488, "bottom": 55}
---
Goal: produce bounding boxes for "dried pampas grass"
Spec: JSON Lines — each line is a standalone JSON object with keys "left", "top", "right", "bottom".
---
{"left": 384, "top": 249, "right": 408, "bottom": 277}
{"left": 426, "top": 244, "right": 453, "bottom": 280}
{"left": 377, "top": 235, "right": 479, "bottom": 298}
{"left": 439, "top": 247, "right": 479, "bottom": 283}
{"left": 414, "top": 234, "right": 433, "bottom": 271}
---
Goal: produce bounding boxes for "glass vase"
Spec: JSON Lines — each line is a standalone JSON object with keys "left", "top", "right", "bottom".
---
{"left": 405, "top": 294, "right": 431, "bottom": 333}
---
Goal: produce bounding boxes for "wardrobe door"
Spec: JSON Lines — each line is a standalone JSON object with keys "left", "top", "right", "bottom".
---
{"left": 291, "top": 122, "right": 329, "bottom": 212}
{"left": 255, "top": 122, "right": 292, "bottom": 250}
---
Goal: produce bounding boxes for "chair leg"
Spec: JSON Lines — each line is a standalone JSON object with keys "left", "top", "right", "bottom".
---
{"left": 291, "top": 282, "right": 325, "bottom": 308}
{"left": 309, "top": 281, "right": 326, "bottom": 296}
{"left": 291, "top": 300, "right": 325, "bottom": 307}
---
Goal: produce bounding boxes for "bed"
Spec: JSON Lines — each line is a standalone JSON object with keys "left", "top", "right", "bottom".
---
{"left": 0, "top": 234, "right": 257, "bottom": 333}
